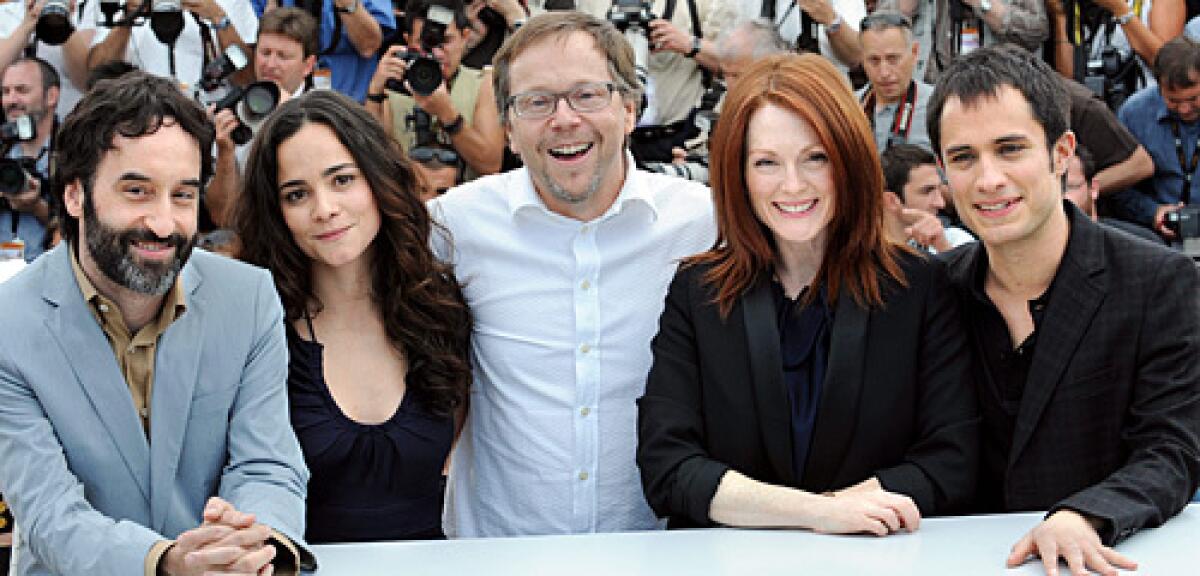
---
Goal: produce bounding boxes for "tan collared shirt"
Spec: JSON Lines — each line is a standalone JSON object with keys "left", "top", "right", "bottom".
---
{"left": 70, "top": 250, "right": 301, "bottom": 575}
{"left": 70, "top": 248, "right": 186, "bottom": 436}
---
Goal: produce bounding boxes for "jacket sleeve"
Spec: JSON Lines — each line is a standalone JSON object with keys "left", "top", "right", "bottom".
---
{"left": 1054, "top": 251, "right": 1200, "bottom": 544}
{"left": 220, "top": 271, "right": 314, "bottom": 568}
{"left": 637, "top": 266, "right": 731, "bottom": 526}
{"left": 875, "top": 256, "right": 981, "bottom": 515}
{"left": 0, "top": 345, "right": 162, "bottom": 574}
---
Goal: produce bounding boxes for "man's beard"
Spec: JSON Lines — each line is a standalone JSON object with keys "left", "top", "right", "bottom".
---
{"left": 83, "top": 196, "right": 196, "bottom": 296}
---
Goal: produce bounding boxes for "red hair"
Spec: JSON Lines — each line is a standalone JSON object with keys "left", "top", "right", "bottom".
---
{"left": 691, "top": 53, "right": 905, "bottom": 317}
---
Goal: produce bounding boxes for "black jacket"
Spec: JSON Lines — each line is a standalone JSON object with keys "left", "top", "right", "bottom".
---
{"left": 942, "top": 202, "right": 1200, "bottom": 544}
{"left": 637, "top": 251, "right": 980, "bottom": 528}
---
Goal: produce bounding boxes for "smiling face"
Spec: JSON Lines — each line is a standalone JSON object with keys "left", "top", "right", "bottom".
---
{"left": 504, "top": 31, "right": 637, "bottom": 220}
{"left": 745, "top": 103, "right": 836, "bottom": 261}
{"left": 276, "top": 122, "right": 381, "bottom": 271}
{"left": 64, "top": 121, "right": 201, "bottom": 297}
{"left": 938, "top": 85, "right": 1073, "bottom": 250}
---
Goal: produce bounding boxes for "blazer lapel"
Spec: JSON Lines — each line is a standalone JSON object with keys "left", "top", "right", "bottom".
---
{"left": 802, "top": 293, "right": 869, "bottom": 490}
{"left": 148, "top": 264, "right": 205, "bottom": 533}
{"left": 741, "top": 275, "right": 795, "bottom": 485}
{"left": 40, "top": 247, "right": 151, "bottom": 501}
{"left": 1009, "top": 208, "right": 1107, "bottom": 465}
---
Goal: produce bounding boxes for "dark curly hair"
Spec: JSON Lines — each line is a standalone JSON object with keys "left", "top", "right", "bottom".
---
{"left": 234, "top": 90, "right": 470, "bottom": 416}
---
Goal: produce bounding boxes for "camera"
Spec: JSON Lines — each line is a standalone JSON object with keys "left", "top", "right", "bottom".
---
{"left": 693, "top": 81, "right": 724, "bottom": 134}
{"left": 36, "top": 0, "right": 75, "bottom": 46}
{"left": 386, "top": 4, "right": 455, "bottom": 96}
{"left": 1085, "top": 46, "right": 1142, "bottom": 110}
{"left": 200, "top": 45, "right": 249, "bottom": 93}
{"left": 406, "top": 106, "right": 459, "bottom": 165}
{"left": 0, "top": 117, "right": 36, "bottom": 143}
{"left": 150, "top": 0, "right": 185, "bottom": 45}
{"left": 1165, "top": 206, "right": 1200, "bottom": 258}
{"left": 607, "top": 0, "right": 654, "bottom": 115}
{"left": 0, "top": 158, "right": 38, "bottom": 195}
{"left": 213, "top": 81, "right": 281, "bottom": 145}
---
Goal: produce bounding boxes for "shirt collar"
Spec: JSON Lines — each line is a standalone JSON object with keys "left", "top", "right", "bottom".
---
{"left": 69, "top": 244, "right": 187, "bottom": 329}
{"left": 507, "top": 152, "right": 660, "bottom": 222}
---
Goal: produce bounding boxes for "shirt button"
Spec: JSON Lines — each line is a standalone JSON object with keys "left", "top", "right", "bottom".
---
{"left": 580, "top": 280, "right": 591, "bottom": 291}
{"left": 580, "top": 343, "right": 591, "bottom": 354}
{"left": 580, "top": 406, "right": 590, "bottom": 417}
{"left": 578, "top": 471, "right": 589, "bottom": 481}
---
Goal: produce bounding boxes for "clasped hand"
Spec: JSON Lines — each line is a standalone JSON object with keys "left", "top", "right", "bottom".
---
{"left": 161, "top": 497, "right": 277, "bottom": 576}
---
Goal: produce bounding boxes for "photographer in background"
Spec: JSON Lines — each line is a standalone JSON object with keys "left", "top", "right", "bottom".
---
{"left": 875, "top": 0, "right": 1048, "bottom": 84}
{"left": 80, "top": 0, "right": 258, "bottom": 87}
{"left": 462, "top": 0, "right": 529, "bottom": 67}
{"left": 1117, "top": 35, "right": 1200, "bottom": 241}
{"left": 1052, "top": 0, "right": 1184, "bottom": 110}
{"left": 206, "top": 6, "right": 317, "bottom": 228}
{"left": 1, "top": 0, "right": 93, "bottom": 114}
{"left": 1, "top": 56, "right": 58, "bottom": 262}
{"left": 857, "top": 10, "right": 932, "bottom": 153}
{"left": 367, "top": 0, "right": 503, "bottom": 181}
{"left": 253, "top": 0, "right": 395, "bottom": 101}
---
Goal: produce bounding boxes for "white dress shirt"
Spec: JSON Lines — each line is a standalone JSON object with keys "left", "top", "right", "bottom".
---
{"left": 430, "top": 161, "right": 716, "bottom": 537}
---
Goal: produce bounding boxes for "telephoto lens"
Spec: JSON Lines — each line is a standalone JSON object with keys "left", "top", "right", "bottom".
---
{"left": 36, "top": 0, "right": 75, "bottom": 45}
{"left": 150, "top": 0, "right": 185, "bottom": 45}
{"left": 0, "top": 160, "right": 31, "bottom": 195}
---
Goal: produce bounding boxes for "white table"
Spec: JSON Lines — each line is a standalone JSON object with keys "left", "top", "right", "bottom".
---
{"left": 307, "top": 504, "right": 1199, "bottom": 575}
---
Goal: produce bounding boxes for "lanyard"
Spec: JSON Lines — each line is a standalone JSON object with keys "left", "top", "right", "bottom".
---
{"left": 1171, "top": 120, "right": 1197, "bottom": 204}
{"left": 861, "top": 81, "right": 917, "bottom": 140}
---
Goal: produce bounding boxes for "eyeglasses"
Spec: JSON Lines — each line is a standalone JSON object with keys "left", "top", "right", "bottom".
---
{"left": 507, "top": 82, "right": 617, "bottom": 119}
{"left": 410, "top": 147, "right": 459, "bottom": 166}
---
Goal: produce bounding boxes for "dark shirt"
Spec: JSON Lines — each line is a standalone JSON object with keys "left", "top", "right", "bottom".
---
{"left": 771, "top": 282, "right": 832, "bottom": 482}
{"left": 961, "top": 249, "right": 1054, "bottom": 512}
{"left": 286, "top": 321, "right": 451, "bottom": 543}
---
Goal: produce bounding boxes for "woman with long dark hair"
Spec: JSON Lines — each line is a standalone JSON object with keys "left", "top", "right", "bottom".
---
{"left": 637, "top": 53, "right": 979, "bottom": 534}
{"left": 235, "top": 90, "right": 471, "bottom": 542}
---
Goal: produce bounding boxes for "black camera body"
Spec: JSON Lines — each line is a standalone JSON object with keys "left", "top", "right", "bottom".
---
{"left": 200, "top": 45, "right": 249, "bottom": 93}
{"left": 0, "top": 157, "right": 38, "bottom": 196}
{"left": 1165, "top": 206, "right": 1200, "bottom": 258}
{"left": 387, "top": 4, "right": 456, "bottom": 97}
{"left": 607, "top": 0, "right": 655, "bottom": 32}
{"left": 95, "top": 0, "right": 184, "bottom": 46}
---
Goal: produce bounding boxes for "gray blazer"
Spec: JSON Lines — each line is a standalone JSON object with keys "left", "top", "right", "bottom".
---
{"left": 0, "top": 245, "right": 311, "bottom": 575}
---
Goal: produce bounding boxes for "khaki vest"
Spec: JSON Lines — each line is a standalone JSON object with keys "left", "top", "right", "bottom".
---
{"left": 388, "top": 66, "right": 485, "bottom": 181}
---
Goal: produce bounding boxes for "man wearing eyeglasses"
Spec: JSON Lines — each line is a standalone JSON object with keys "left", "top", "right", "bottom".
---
{"left": 427, "top": 11, "right": 716, "bottom": 538}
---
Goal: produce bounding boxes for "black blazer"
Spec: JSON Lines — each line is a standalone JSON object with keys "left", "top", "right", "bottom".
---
{"left": 943, "top": 202, "right": 1200, "bottom": 545}
{"left": 637, "top": 252, "right": 980, "bottom": 528}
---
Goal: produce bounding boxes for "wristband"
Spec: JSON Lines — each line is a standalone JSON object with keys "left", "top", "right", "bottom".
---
{"left": 685, "top": 37, "right": 702, "bottom": 58}
{"left": 826, "top": 13, "right": 844, "bottom": 35}
{"left": 336, "top": 0, "right": 359, "bottom": 14}
{"left": 211, "top": 15, "right": 232, "bottom": 31}
{"left": 443, "top": 114, "right": 465, "bottom": 136}
{"left": 366, "top": 92, "right": 387, "bottom": 103}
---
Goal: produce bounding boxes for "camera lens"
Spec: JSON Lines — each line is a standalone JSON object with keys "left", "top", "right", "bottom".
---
{"left": 0, "top": 161, "right": 29, "bottom": 195}
{"left": 407, "top": 57, "right": 443, "bottom": 96}
{"left": 37, "top": 0, "right": 74, "bottom": 45}
{"left": 242, "top": 83, "right": 280, "bottom": 116}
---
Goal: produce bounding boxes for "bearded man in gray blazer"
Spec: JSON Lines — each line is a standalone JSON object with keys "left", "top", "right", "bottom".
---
{"left": 0, "top": 72, "right": 313, "bottom": 576}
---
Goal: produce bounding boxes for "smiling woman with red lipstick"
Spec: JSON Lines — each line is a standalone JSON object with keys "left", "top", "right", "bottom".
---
{"left": 637, "top": 53, "right": 980, "bottom": 535}
{"left": 234, "top": 90, "right": 471, "bottom": 543}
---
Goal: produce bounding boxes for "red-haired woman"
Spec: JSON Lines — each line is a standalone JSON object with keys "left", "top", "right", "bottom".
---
{"left": 637, "top": 53, "right": 979, "bottom": 535}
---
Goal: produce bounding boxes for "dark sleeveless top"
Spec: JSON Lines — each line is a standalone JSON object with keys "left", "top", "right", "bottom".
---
{"left": 286, "top": 316, "right": 452, "bottom": 543}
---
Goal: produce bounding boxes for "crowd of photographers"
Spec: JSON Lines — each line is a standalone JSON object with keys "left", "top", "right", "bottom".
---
{"left": 5, "top": 0, "right": 1200, "bottom": 262}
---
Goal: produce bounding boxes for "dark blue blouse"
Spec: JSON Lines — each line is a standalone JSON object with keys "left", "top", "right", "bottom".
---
{"left": 286, "top": 322, "right": 451, "bottom": 543}
{"left": 772, "top": 282, "right": 832, "bottom": 483}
